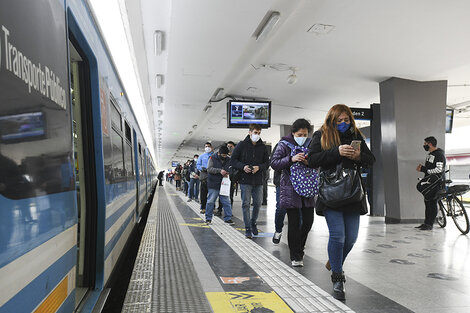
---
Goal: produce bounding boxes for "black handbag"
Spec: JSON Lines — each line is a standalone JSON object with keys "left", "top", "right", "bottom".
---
{"left": 318, "top": 163, "right": 364, "bottom": 208}
{"left": 416, "top": 173, "right": 443, "bottom": 200}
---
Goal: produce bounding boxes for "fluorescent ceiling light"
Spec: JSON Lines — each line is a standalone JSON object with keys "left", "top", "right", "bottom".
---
{"left": 255, "top": 11, "right": 280, "bottom": 41}
{"left": 156, "top": 74, "right": 164, "bottom": 88}
{"left": 203, "top": 104, "right": 212, "bottom": 112}
{"left": 154, "top": 30, "right": 164, "bottom": 56}
{"left": 211, "top": 88, "right": 224, "bottom": 101}
{"left": 157, "top": 96, "right": 164, "bottom": 106}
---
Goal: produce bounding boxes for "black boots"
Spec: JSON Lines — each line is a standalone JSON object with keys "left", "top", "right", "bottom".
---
{"left": 331, "top": 271, "right": 346, "bottom": 299}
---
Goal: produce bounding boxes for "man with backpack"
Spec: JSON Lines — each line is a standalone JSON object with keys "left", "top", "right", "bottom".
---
{"left": 231, "top": 124, "right": 270, "bottom": 238}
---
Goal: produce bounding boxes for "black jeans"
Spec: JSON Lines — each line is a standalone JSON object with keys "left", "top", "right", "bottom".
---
{"left": 286, "top": 207, "right": 314, "bottom": 261}
{"left": 200, "top": 180, "right": 208, "bottom": 210}
{"left": 424, "top": 198, "right": 438, "bottom": 226}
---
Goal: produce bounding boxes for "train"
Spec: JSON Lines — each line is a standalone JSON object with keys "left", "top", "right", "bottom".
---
{"left": 0, "top": 0, "right": 157, "bottom": 312}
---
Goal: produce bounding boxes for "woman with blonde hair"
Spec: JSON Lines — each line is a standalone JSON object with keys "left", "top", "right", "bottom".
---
{"left": 308, "top": 104, "right": 375, "bottom": 299}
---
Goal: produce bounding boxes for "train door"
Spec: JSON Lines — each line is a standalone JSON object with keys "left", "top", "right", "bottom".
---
{"left": 69, "top": 38, "right": 97, "bottom": 308}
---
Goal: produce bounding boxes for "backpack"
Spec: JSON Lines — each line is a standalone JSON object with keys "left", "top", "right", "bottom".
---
{"left": 416, "top": 173, "right": 443, "bottom": 200}
{"left": 281, "top": 139, "right": 319, "bottom": 198}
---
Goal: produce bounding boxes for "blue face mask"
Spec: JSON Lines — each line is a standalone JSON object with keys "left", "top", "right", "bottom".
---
{"left": 337, "top": 122, "right": 350, "bottom": 133}
{"left": 294, "top": 136, "right": 307, "bottom": 146}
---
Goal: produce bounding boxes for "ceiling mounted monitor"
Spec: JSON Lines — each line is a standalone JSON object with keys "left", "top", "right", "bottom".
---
{"left": 227, "top": 100, "right": 271, "bottom": 129}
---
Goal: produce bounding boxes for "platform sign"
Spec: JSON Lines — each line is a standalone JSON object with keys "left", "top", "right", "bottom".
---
{"left": 350, "top": 107, "right": 372, "bottom": 120}
{"left": 206, "top": 291, "right": 293, "bottom": 313}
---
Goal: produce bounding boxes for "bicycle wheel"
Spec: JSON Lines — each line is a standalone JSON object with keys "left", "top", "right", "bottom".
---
{"left": 450, "top": 196, "right": 469, "bottom": 235}
{"left": 436, "top": 199, "right": 446, "bottom": 228}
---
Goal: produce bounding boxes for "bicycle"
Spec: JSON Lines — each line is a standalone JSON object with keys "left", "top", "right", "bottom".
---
{"left": 435, "top": 179, "right": 470, "bottom": 235}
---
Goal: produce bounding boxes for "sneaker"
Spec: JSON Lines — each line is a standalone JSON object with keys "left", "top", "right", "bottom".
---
{"left": 214, "top": 210, "right": 222, "bottom": 217}
{"left": 272, "top": 232, "right": 282, "bottom": 244}
{"left": 187, "top": 198, "right": 192, "bottom": 202}
{"left": 414, "top": 223, "right": 425, "bottom": 228}
{"left": 251, "top": 223, "right": 259, "bottom": 235}
{"left": 418, "top": 224, "right": 433, "bottom": 230}
{"left": 245, "top": 229, "right": 252, "bottom": 239}
{"left": 205, "top": 220, "right": 211, "bottom": 224}
{"left": 200, "top": 209, "right": 206, "bottom": 214}
{"left": 195, "top": 199, "right": 200, "bottom": 203}
{"left": 291, "top": 260, "right": 304, "bottom": 267}
{"left": 224, "top": 220, "right": 235, "bottom": 225}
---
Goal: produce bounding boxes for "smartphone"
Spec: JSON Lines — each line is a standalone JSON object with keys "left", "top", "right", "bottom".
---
{"left": 351, "top": 140, "right": 361, "bottom": 150}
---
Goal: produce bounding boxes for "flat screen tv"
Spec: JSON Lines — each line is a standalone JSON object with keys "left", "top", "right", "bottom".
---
{"left": 0, "top": 111, "right": 46, "bottom": 143}
{"left": 446, "top": 109, "right": 454, "bottom": 133}
{"left": 171, "top": 161, "right": 179, "bottom": 167}
{"left": 227, "top": 100, "right": 271, "bottom": 128}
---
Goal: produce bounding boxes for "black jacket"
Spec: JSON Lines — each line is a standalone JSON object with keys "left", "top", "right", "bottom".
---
{"left": 231, "top": 135, "right": 270, "bottom": 185}
{"left": 308, "top": 128, "right": 375, "bottom": 215}
{"left": 207, "top": 154, "right": 231, "bottom": 189}
{"left": 420, "top": 148, "right": 446, "bottom": 176}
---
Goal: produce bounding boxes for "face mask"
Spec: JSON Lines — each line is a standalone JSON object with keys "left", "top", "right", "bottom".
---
{"left": 423, "top": 144, "right": 430, "bottom": 151}
{"left": 337, "top": 122, "right": 350, "bottom": 133}
{"left": 294, "top": 136, "right": 307, "bottom": 146}
{"left": 219, "top": 154, "right": 226, "bottom": 160}
{"left": 204, "top": 147, "right": 211, "bottom": 153}
{"left": 194, "top": 158, "right": 198, "bottom": 162}
{"left": 251, "top": 134, "right": 260, "bottom": 142}
{"left": 228, "top": 147, "right": 234, "bottom": 153}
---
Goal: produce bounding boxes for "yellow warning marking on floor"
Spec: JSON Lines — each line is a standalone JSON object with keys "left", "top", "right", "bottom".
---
{"left": 191, "top": 217, "right": 204, "bottom": 221}
{"left": 206, "top": 291, "right": 293, "bottom": 313}
{"left": 235, "top": 227, "right": 245, "bottom": 231}
{"left": 179, "top": 223, "right": 210, "bottom": 228}
{"left": 168, "top": 193, "right": 178, "bottom": 196}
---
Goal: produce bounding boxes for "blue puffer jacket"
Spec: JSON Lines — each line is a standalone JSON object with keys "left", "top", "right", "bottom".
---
{"left": 271, "top": 133, "right": 316, "bottom": 209}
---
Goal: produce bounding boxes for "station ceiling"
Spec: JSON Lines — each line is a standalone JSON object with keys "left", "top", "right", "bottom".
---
{"left": 115, "top": 0, "right": 470, "bottom": 168}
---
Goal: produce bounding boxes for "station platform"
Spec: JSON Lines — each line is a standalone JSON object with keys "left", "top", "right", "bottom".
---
{"left": 121, "top": 184, "right": 470, "bottom": 313}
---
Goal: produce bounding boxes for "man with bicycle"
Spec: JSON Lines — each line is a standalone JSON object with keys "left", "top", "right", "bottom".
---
{"left": 416, "top": 136, "right": 446, "bottom": 230}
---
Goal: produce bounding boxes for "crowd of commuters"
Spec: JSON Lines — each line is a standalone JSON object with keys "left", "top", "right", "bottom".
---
{"left": 159, "top": 104, "right": 421, "bottom": 300}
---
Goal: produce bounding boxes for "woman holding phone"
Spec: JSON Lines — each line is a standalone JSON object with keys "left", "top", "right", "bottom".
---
{"left": 308, "top": 104, "right": 375, "bottom": 299}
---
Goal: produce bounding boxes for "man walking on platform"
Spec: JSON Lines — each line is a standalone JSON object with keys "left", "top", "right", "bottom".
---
{"left": 231, "top": 124, "right": 270, "bottom": 238}
{"left": 205, "top": 145, "right": 234, "bottom": 224}
{"left": 197, "top": 142, "right": 214, "bottom": 214}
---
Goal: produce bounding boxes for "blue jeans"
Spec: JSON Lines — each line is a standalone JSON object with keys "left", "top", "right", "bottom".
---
{"left": 240, "top": 184, "right": 263, "bottom": 230}
{"left": 188, "top": 178, "right": 199, "bottom": 200}
{"left": 274, "top": 186, "right": 287, "bottom": 233}
{"left": 205, "top": 188, "right": 232, "bottom": 222}
{"left": 323, "top": 209, "right": 360, "bottom": 273}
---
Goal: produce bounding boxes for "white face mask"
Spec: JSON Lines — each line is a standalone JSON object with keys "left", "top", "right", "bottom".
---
{"left": 294, "top": 136, "right": 307, "bottom": 146}
{"left": 251, "top": 134, "right": 260, "bottom": 142}
{"left": 194, "top": 158, "right": 198, "bottom": 162}
{"left": 204, "top": 147, "right": 211, "bottom": 153}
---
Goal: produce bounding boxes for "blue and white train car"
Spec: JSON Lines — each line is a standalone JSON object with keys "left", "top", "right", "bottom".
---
{"left": 0, "top": 0, "right": 157, "bottom": 312}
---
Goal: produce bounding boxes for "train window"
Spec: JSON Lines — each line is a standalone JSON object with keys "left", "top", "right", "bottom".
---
{"left": 124, "top": 141, "right": 134, "bottom": 178}
{"left": 111, "top": 129, "right": 125, "bottom": 180}
{"left": 110, "top": 97, "right": 122, "bottom": 131}
{"left": 124, "top": 122, "right": 131, "bottom": 143}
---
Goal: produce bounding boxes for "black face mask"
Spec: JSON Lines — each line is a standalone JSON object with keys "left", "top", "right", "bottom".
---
{"left": 423, "top": 144, "right": 430, "bottom": 151}
{"left": 220, "top": 155, "right": 226, "bottom": 160}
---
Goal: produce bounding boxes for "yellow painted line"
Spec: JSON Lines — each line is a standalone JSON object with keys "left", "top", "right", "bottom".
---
{"left": 179, "top": 223, "right": 210, "bottom": 228}
{"left": 191, "top": 217, "right": 204, "bottom": 221}
{"left": 33, "top": 276, "right": 68, "bottom": 313}
{"left": 206, "top": 291, "right": 293, "bottom": 313}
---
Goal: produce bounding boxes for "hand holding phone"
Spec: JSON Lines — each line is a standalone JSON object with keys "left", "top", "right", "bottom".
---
{"left": 351, "top": 140, "right": 361, "bottom": 151}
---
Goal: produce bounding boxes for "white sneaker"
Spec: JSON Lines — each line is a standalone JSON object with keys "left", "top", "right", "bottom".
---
{"left": 272, "top": 232, "right": 282, "bottom": 244}
{"left": 291, "top": 260, "right": 304, "bottom": 267}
